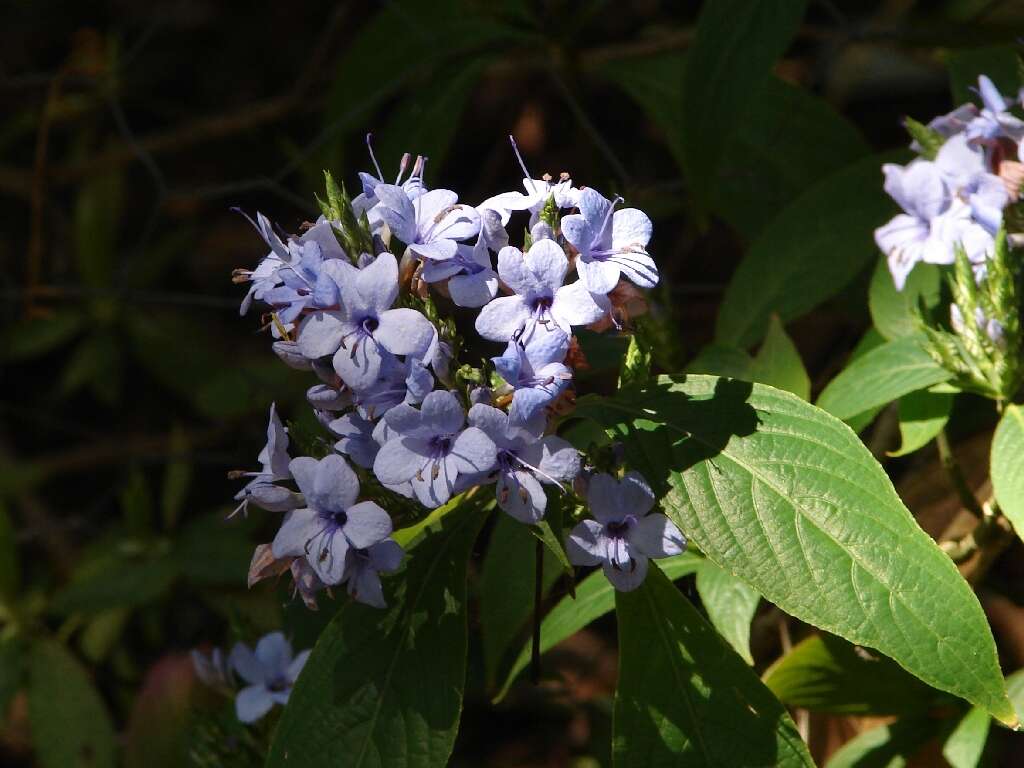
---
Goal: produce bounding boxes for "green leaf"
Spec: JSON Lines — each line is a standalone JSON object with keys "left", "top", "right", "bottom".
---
{"left": 377, "top": 58, "right": 488, "bottom": 176}
{"left": 74, "top": 168, "right": 122, "bottom": 288}
{"left": 266, "top": 507, "right": 485, "bottom": 767}
{"left": 530, "top": 499, "right": 575, "bottom": 596}
{"left": 51, "top": 550, "right": 179, "bottom": 615}
{"left": 694, "top": 560, "right": 760, "bottom": 664}
{"left": 121, "top": 469, "right": 154, "bottom": 534}
{"left": 888, "top": 390, "right": 953, "bottom": 458}
{"left": 868, "top": 258, "right": 942, "bottom": 341}
{"left": 749, "top": 314, "right": 811, "bottom": 400}
{"left": 161, "top": 425, "right": 191, "bottom": 530}
{"left": 992, "top": 404, "right": 1024, "bottom": 541}
{"left": 816, "top": 335, "right": 953, "bottom": 422}
{"left": 686, "top": 316, "right": 810, "bottom": 401}
{"left": 0, "top": 501, "right": 18, "bottom": 599}
{"left": 28, "top": 639, "right": 116, "bottom": 768}
{"left": 0, "top": 635, "right": 25, "bottom": 716}
{"left": 824, "top": 717, "right": 937, "bottom": 768}
{"left": 4, "top": 311, "right": 84, "bottom": 361}
{"left": 494, "top": 552, "right": 702, "bottom": 702}
{"left": 844, "top": 329, "right": 888, "bottom": 433}
{"left": 903, "top": 117, "right": 944, "bottom": 160}
{"left": 599, "top": 53, "right": 867, "bottom": 238}
{"left": 947, "top": 46, "right": 1021, "bottom": 104}
{"left": 716, "top": 152, "right": 907, "bottom": 347}
{"left": 762, "top": 633, "right": 943, "bottom": 715}
{"left": 680, "top": 0, "right": 808, "bottom": 217}
{"left": 942, "top": 706, "right": 990, "bottom": 768}
{"left": 1007, "top": 667, "right": 1024, "bottom": 724}
{"left": 176, "top": 515, "right": 256, "bottom": 587}
{"left": 618, "top": 333, "right": 652, "bottom": 389}
{"left": 613, "top": 564, "right": 814, "bottom": 767}
{"left": 574, "top": 375, "right": 1015, "bottom": 724}
{"left": 479, "top": 514, "right": 559, "bottom": 687}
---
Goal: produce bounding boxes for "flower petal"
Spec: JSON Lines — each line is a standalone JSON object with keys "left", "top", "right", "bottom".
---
{"left": 342, "top": 500, "right": 393, "bottom": 549}
{"left": 630, "top": 513, "right": 687, "bottom": 559}
{"left": 254, "top": 632, "right": 292, "bottom": 676}
{"left": 311, "top": 454, "right": 360, "bottom": 513}
{"left": 271, "top": 508, "right": 321, "bottom": 558}
{"left": 421, "top": 390, "right": 466, "bottom": 435}
{"left": 374, "top": 184, "right": 417, "bottom": 244}
{"left": 288, "top": 457, "right": 319, "bottom": 498}
{"left": 374, "top": 307, "right": 434, "bottom": 357}
{"left": 332, "top": 334, "right": 384, "bottom": 391}
{"left": 373, "top": 436, "right": 427, "bottom": 485}
{"left": 497, "top": 469, "right": 546, "bottom": 524}
{"left": 236, "top": 685, "right": 276, "bottom": 723}
{"left": 448, "top": 270, "right": 498, "bottom": 308}
{"left": 475, "top": 295, "right": 530, "bottom": 341}
{"left": 297, "top": 311, "right": 347, "bottom": 359}
{"left": 566, "top": 519, "right": 605, "bottom": 566}
{"left": 552, "top": 280, "right": 605, "bottom": 331}
{"left": 228, "top": 643, "right": 264, "bottom": 685}
{"left": 524, "top": 239, "right": 568, "bottom": 291}
{"left": 449, "top": 426, "right": 497, "bottom": 475}
{"left": 355, "top": 252, "right": 400, "bottom": 314}
{"left": 602, "top": 554, "right": 649, "bottom": 592}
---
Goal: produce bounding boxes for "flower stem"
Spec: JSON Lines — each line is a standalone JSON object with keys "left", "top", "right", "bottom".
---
{"left": 935, "top": 429, "right": 984, "bottom": 518}
{"left": 531, "top": 537, "right": 543, "bottom": 684}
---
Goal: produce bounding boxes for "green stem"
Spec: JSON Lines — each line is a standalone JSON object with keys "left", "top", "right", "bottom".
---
{"left": 935, "top": 429, "right": 985, "bottom": 519}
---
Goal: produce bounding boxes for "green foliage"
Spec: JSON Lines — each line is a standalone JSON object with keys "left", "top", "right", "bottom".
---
{"left": 28, "top": 639, "right": 117, "bottom": 768}
{"left": 494, "top": 552, "right": 703, "bottom": 702}
{"left": 947, "top": 45, "right": 1021, "bottom": 104}
{"left": 942, "top": 706, "right": 991, "bottom": 768}
{"left": 716, "top": 153, "right": 908, "bottom": 347}
{"left": 679, "top": 0, "right": 808, "bottom": 219}
{"left": 574, "top": 375, "right": 1014, "bottom": 723}
{"left": 816, "top": 335, "right": 952, "bottom": 423}
{"left": 868, "top": 258, "right": 942, "bottom": 341}
{"left": 479, "top": 514, "right": 559, "bottom": 687}
{"left": 600, "top": 52, "right": 868, "bottom": 238}
{"left": 824, "top": 717, "right": 938, "bottom": 768}
{"left": 613, "top": 564, "right": 814, "bottom": 767}
{"left": 763, "top": 633, "right": 943, "bottom": 715}
{"left": 0, "top": 501, "right": 19, "bottom": 600}
{"left": 694, "top": 559, "right": 760, "bottom": 664}
{"left": 4, "top": 310, "right": 85, "bottom": 361}
{"left": 687, "top": 314, "right": 810, "bottom": 400}
{"left": 992, "top": 404, "right": 1024, "bottom": 541}
{"left": 889, "top": 389, "right": 953, "bottom": 458}
{"left": 266, "top": 507, "right": 485, "bottom": 767}
{"left": 618, "top": 333, "right": 652, "bottom": 389}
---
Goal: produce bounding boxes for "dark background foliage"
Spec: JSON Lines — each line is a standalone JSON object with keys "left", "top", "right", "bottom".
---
{"left": 4, "top": 1, "right": 1024, "bottom": 765}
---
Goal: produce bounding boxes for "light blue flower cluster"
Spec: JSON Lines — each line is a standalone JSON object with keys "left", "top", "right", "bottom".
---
{"left": 876, "top": 74, "right": 1021, "bottom": 290}
{"left": 230, "top": 136, "right": 684, "bottom": 605}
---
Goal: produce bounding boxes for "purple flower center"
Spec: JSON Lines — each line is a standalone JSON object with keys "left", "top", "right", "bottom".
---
{"left": 606, "top": 514, "right": 638, "bottom": 539}
{"left": 429, "top": 435, "right": 453, "bottom": 458}
{"left": 530, "top": 296, "right": 553, "bottom": 316}
{"left": 267, "top": 676, "right": 289, "bottom": 693}
{"left": 331, "top": 509, "right": 349, "bottom": 527}
{"left": 361, "top": 316, "right": 380, "bottom": 333}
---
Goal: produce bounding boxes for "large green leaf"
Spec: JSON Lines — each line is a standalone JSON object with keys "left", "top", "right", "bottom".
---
{"left": 680, "top": 0, "right": 807, "bottom": 216}
{"left": 716, "top": 153, "right": 906, "bottom": 347}
{"left": 695, "top": 560, "right": 760, "bottom": 664}
{"left": 28, "top": 639, "right": 116, "bottom": 768}
{"left": 599, "top": 52, "right": 867, "bottom": 238}
{"left": 868, "top": 258, "right": 942, "bottom": 341}
{"left": 494, "top": 552, "right": 703, "bottom": 702}
{"left": 479, "top": 513, "right": 559, "bottom": 687}
{"left": 574, "top": 375, "right": 1014, "bottom": 724}
{"left": 613, "top": 564, "right": 814, "bottom": 767}
{"left": 888, "top": 390, "right": 953, "bottom": 458}
{"left": 816, "top": 335, "right": 952, "bottom": 422}
{"left": 266, "top": 507, "right": 484, "bottom": 767}
{"left": 762, "top": 633, "right": 943, "bottom": 715}
{"left": 992, "top": 404, "right": 1024, "bottom": 541}
{"left": 942, "top": 706, "right": 990, "bottom": 768}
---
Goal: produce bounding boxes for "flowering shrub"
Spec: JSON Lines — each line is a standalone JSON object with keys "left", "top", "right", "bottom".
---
{"left": 194, "top": 64, "right": 1024, "bottom": 767}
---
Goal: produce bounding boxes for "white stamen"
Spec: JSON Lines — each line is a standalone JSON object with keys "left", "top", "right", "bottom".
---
{"left": 366, "top": 133, "right": 385, "bottom": 180}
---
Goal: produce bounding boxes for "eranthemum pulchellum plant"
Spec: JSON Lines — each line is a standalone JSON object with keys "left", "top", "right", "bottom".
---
{"left": 194, "top": 71, "right": 1024, "bottom": 765}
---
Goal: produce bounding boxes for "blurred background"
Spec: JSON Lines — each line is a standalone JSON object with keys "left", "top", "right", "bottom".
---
{"left": 4, "top": 1, "right": 1024, "bottom": 766}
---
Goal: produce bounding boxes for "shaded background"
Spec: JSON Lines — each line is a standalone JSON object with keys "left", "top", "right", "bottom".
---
{"left": 4, "top": 0, "right": 1024, "bottom": 765}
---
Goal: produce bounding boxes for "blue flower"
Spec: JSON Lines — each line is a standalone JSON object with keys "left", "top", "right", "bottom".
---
{"left": 465, "top": 404, "right": 580, "bottom": 523}
{"left": 474, "top": 239, "right": 605, "bottom": 342}
{"left": 232, "top": 403, "right": 302, "bottom": 517}
{"left": 271, "top": 454, "right": 393, "bottom": 585}
{"left": 492, "top": 329, "right": 572, "bottom": 426}
{"left": 561, "top": 187, "right": 658, "bottom": 294}
{"left": 374, "top": 185, "right": 480, "bottom": 262}
{"left": 566, "top": 472, "right": 686, "bottom": 592}
{"left": 233, "top": 210, "right": 290, "bottom": 316}
{"left": 229, "top": 632, "right": 309, "bottom": 723}
{"left": 421, "top": 208, "right": 505, "bottom": 308}
{"left": 342, "top": 538, "right": 404, "bottom": 608}
{"left": 965, "top": 75, "right": 1024, "bottom": 147}
{"left": 295, "top": 252, "right": 435, "bottom": 390}
{"left": 329, "top": 411, "right": 378, "bottom": 468}
{"left": 373, "top": 390, "right": 497, "bottom": 508}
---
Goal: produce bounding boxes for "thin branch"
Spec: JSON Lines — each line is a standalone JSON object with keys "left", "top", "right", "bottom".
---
{"left": 935, "top": 429, "right": 985, "bottom": 519}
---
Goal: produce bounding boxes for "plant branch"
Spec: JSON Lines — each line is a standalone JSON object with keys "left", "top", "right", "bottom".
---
{"left": 935, "top": 429, "right": 985, "bottom": 519}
